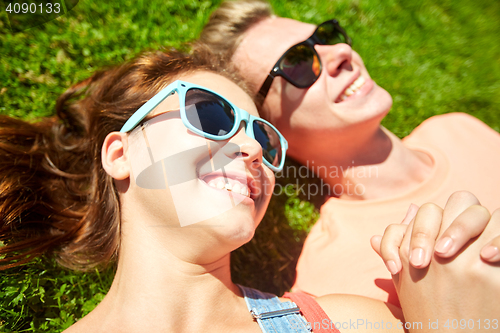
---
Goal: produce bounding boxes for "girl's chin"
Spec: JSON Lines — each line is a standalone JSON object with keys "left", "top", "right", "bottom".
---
{"left": 197, "top": 208, "right": 257, "bottom": 227}
{"left": 202, "top": 215, "right": 257, "bottom": 246}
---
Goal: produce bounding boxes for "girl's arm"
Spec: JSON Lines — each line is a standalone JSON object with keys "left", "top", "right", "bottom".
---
{"left": 316, "top": 294, "right": 406, "bottom": 333}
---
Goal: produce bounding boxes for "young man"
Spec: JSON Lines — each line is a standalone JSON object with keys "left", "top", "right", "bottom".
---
{"left": 198, "top": 0, "right": 500, "bottom": 305}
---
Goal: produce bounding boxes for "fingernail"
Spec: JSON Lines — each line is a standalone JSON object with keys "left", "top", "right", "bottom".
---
{"left": 410, "top": 248, "right": 424, "bottom": 267}
{"left": 402, "top": 203, "right": 418, "bottom": 225}
{"left": 435, "top": 237, "right": 453, "bottom": 254}
{"left": 481, "top": 246, "right": 499, "bottom": 260}
{"left": 385, "top": 260, "right": 399, "bottom": 275}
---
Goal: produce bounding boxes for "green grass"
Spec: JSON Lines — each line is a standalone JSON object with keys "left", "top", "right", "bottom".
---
{"left": 1, "top": 0, "right": 499, "bottom": 331}
{"left": 0, "top": 258, "right": 114, "bottom": 332}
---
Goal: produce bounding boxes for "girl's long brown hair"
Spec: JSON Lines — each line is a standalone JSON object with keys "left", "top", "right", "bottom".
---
{"left": 0, "top": 48, "right": 245, "bottom": 270}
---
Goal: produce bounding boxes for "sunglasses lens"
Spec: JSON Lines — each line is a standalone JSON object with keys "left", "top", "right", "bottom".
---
{"left": 185, "top": 88, "right": 235, "bottom": 137}
{"left": 184, "top": 87, "right": 282, "bottom": 168}
{"left": 280, "top": 44, "right": 320, "bottom": 87}
{"left": 252, "top": 120, "right": 282, "bottom": 167}
{"left": 316, "top": 21, "right": 347, "bottom": 45}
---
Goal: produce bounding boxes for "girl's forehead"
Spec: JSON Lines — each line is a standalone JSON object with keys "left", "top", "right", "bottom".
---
{"left": 144, "top": 72, "right": 259, "bottom": 120}
{"left": 177, "top": 71, "right": 259, "bottom": 118}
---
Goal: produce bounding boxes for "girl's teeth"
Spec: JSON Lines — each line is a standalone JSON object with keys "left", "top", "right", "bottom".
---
{"left": 232, "top": 183, "right": 241, "bottom": 194}
{"left": 205, "top": 177, "right": 251, "bottom": 198}
{"left": 241, "top": 186, "right": 249, "bottom": 196}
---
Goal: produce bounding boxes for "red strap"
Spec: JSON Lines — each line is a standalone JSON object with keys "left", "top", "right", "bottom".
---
{"left": 283, "top": 292, "right": 341, "bottom": 333}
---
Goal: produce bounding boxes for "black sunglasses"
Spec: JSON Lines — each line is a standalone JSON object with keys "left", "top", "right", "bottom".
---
{"left": 258, "top": 19, "right": 352, "bottom": 99}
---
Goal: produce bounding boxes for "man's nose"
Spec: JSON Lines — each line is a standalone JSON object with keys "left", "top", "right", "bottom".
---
{"left": 316, "top": 43, "right": 353, "bottom": 77}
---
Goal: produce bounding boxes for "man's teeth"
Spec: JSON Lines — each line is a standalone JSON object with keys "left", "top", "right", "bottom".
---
{"left": 207, "top": 177, "right": 250, "bottom": 197}
{"left": 339, "top": 76, "right": 365, "bottom": 101}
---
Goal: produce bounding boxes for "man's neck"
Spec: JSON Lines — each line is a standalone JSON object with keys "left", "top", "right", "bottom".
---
{"left": 290, "top": 127, "right": 434, "bottom": 200}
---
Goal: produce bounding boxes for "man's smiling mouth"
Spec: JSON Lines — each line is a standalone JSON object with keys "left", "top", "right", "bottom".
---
{"left": 336, "top": 75, "right": 366, "bottom": 102}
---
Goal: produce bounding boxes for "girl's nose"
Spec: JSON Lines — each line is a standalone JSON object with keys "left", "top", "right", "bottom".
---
{"left": 222, "top": 124, "right": 263, "bottom": 169}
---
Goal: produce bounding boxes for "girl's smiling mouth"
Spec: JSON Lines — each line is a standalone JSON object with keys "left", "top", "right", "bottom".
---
{"left": 200, "top": 171, "right": 259, "bottom": 201}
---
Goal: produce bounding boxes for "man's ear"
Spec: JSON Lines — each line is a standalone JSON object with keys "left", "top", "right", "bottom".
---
{"left": 101, "top": 132, "right": 130, "bottom": 180}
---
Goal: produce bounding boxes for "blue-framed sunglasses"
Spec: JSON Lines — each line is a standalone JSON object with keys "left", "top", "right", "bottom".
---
{"left": 120, "top": 80, "right": 288, "bottom": 172}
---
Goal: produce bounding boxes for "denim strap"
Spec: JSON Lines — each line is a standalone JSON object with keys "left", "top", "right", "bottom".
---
{"left": 238, "top": 285, "right": 312, "bottom": 332}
